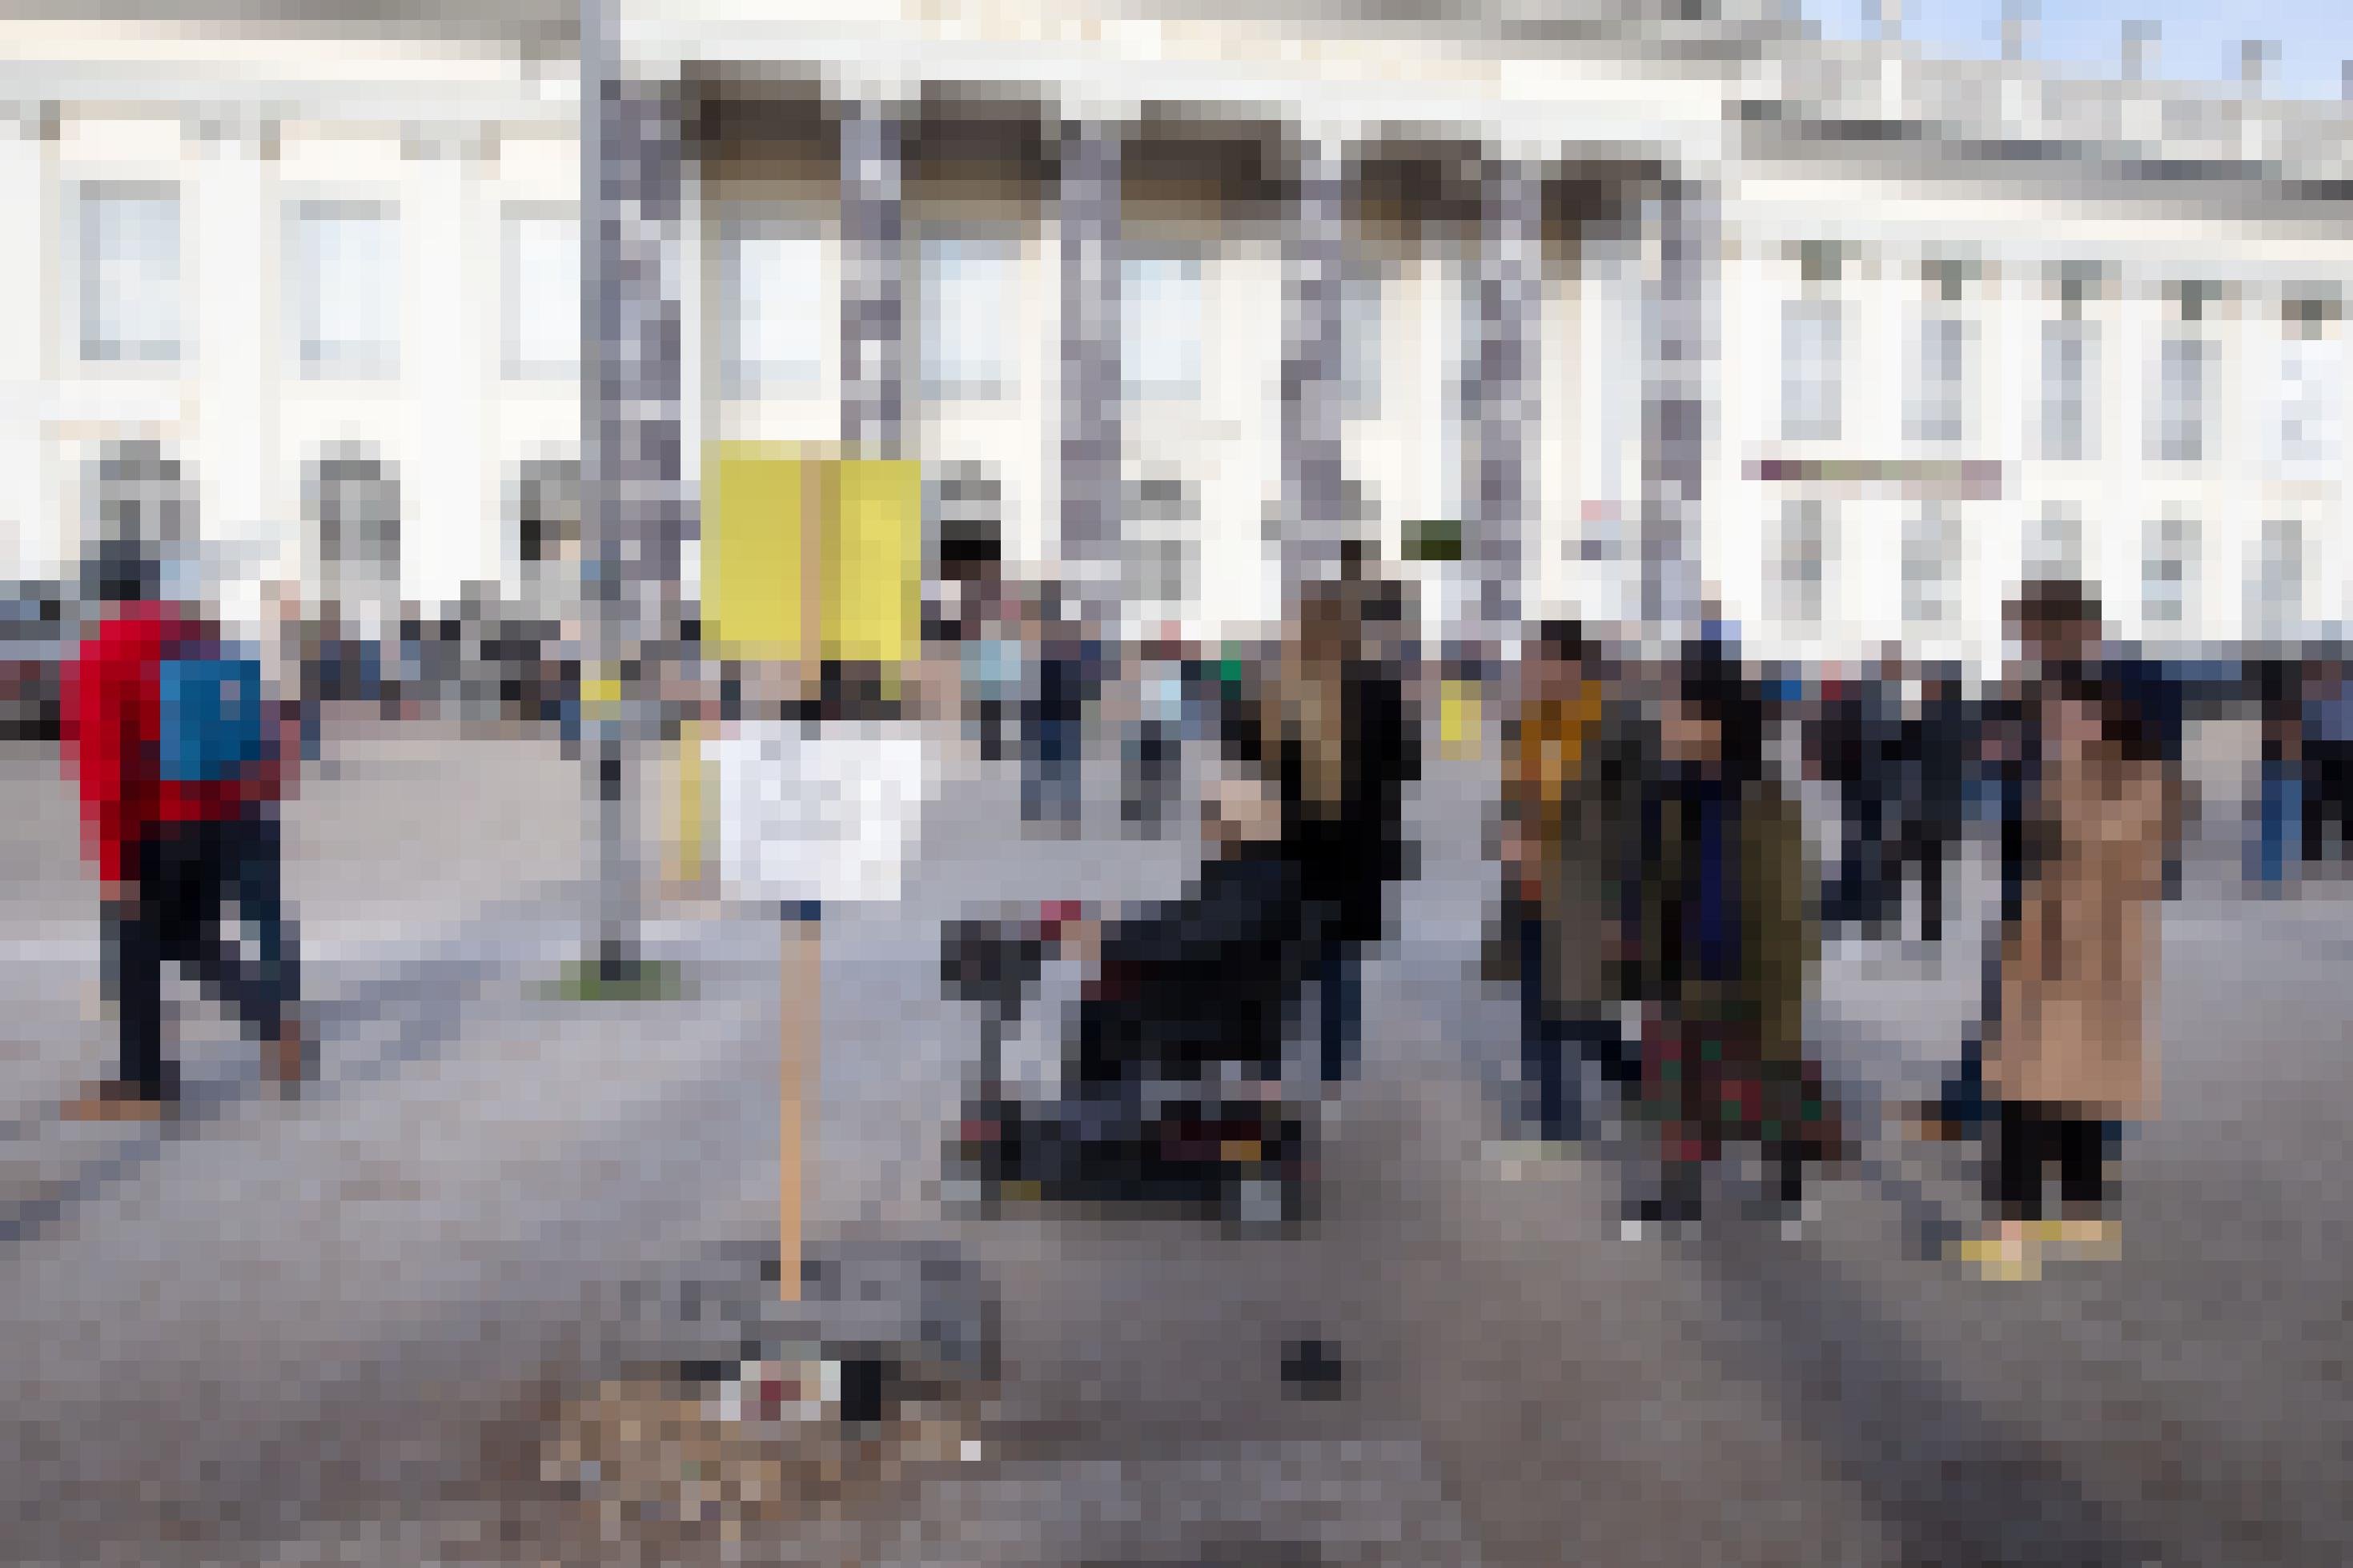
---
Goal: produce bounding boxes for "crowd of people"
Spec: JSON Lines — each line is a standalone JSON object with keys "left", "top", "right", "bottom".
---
{"left": 934, "top": 563, "right": 2245, "bottom": 1278}
{"left": 51, "top": 519, "right": 2339, "bottom": 1280}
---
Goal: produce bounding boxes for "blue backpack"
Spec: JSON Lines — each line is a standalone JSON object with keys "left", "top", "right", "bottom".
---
{"left": 158, "top": 645, "right": 267, "bottom": 784}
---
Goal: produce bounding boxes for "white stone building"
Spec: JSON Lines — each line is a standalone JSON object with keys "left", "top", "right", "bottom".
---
{"left": 4, "top": 3, "right": 2351, "bottom": 668}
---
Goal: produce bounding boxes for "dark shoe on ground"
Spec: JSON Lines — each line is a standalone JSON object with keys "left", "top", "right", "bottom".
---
{"left": 62, "top": 1079, "right": 174, "bottom": 1124}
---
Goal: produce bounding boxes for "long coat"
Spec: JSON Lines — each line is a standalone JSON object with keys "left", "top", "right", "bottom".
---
{"left": 1986, "top": 758, "right": 2172, "bottom": 1119}
{"left": 1536, "top": 695, "right": 1652, "bottom": 1013}
{"left": 1629, "top": 775, "right": 1820, "bottom": 1065}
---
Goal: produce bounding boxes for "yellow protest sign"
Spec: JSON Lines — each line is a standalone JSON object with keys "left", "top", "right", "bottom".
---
{"left": 823, "top": 457, "right": 922, "bottom": 668}
{"left": 702, "top": 443, "right": 809, "bottom": 663}
{"left": 702, "top": 444, "right": 922, "bottom": 672}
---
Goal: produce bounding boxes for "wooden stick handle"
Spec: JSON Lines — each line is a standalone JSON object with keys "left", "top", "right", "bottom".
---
{"left": 778, "top": 912, "right": 821, "bottom": 1302}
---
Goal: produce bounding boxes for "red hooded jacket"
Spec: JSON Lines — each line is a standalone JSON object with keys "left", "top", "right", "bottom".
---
{"left": 60, "top": 602, "right": 288, "bottom": 886}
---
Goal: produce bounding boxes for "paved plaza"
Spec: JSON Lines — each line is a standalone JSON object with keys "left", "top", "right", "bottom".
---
{"left": 0, "top": 714, "right": 2345, "bottom": 1566}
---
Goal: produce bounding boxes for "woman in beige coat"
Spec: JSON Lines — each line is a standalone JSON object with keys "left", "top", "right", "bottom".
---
{"left": 1962, "top": 672, "right": 2180, "bottom": 1278}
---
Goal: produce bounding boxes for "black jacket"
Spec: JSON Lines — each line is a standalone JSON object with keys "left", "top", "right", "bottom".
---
{"left": 1072, "top": 847, "right": 1322, "bottom": 1085}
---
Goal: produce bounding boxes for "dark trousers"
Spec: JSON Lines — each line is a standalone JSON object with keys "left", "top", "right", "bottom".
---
{"left": 1023, "top": 712, "right": 1082, "bottom": 825}
{"left": 1891, "top": 816, "right": 1957, "bottom": 944}
{"left": 1988, "top": 1100, "right": 2109, "bottom": 1221}
{"left": 1122, "top": 720, "right": 1180, "bottom": 832}
{"left": 975, "top": 696, "right": 1013, "bottom": 764}
{"left": 1316, "top": 942, "right": 1363, "bottom": 1085}
{"left": 110, "top": 810, "right": 299, "bottom": 1101}
{"left": 1517, "top": 910, "right": 1637, "bottom": 1141}
{"left": 2303, "top": 744, "right": 2353, "bottom": 863}
{"left": 1826, "top": 784, "right": 1891, "bottom": 931}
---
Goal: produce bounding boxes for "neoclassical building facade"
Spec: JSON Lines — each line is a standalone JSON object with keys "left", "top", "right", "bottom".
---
{"left": 6, "top": 2, "right": 2353, "bottom": 667}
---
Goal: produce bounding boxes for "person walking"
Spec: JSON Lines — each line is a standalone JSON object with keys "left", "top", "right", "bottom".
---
{"left": 1021, "top": 584, "right": 1089, "bottom": 835}
{"left": 1817, "top": 651, "right": 1904, "bottom": 939}
{"left": 1122, "top": 626, "right": 1189, "bottom": 838}
{"left": 1956, "top": 672, "right": 2179, "bottom": 1279}
{"left": 1256, "top": 571, "right": 1419, "bottom": 1091}
{"left": 1628, "top": 643, "right": 1842, "bottom": 1231}
{"left": 1500, "top": 620, "right": 1646, "bottom": 1149}
{"left": 1913, "top": 578, "right": 2106, "bottom": 1146}
{"left": 1890, "top": 664, "right": 1971, "bottom": 948}
{"left": 60, "top": 539, "right": 309, "bottom": 1121}
{"left": 2250, "top": 658, "right": 2305, "bottom": 896}
{"left": 2300, "top": 656, "right": 2353, "bottom": 871}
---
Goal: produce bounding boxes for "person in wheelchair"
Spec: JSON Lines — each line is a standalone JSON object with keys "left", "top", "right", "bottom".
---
{"left": 1061, "top": 760, "right": 1324, "bottom": 1105}
{"left": 952, "top": 756, "right": 1326, "bottom": 1204}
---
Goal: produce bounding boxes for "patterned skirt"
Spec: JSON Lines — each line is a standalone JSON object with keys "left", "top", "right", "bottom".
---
{"left": 1639, "top": 1009, "right": 1841, "bottom": 1169}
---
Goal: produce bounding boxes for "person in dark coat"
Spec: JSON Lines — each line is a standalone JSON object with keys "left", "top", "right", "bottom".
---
{"left": 1817, "top": 650, "right": 1905, "bottom": 937}
{"left": 1628, "top": 642, "right": 1841, "bottom": 1228}
{"left": 1254, "top": 573, "right": 1419, "bottom": 1089}
{"left": 1889, "top": 665, "right": 1973, "bottom": 946}
{"left": 1066, "top": 762, "right": 1321, "bottom": 1094}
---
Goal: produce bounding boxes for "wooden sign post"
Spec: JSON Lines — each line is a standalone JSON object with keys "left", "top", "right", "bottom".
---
{"left": 704, "top": 446, "right": 925, "bottom": 1307}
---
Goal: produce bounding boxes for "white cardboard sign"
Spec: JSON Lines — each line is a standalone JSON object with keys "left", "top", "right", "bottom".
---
{"left": 708, "top": 719, "right": 934, "bottom": 906}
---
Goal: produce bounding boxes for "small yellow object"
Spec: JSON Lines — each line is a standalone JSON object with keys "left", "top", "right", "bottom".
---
{"left": 1003, "top": 1181, "right": 1043, "bottom": 1203}
{"left": 2034, "top": 1218, "right": 2120, "bottom": 1257}
{"left": 1439, "top": 680, "right": 1483, "bottom": 760}
{"left": 1220, "top": 1139, "right": 1263, "bottom": 1165}
{"left": 582, "top": 675, "right": 622, "bottom": 711}
{"left": 1953, "top": 1233, "right": 2042, "bottom": 1281}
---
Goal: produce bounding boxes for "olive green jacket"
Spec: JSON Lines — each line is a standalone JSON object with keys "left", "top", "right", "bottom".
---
{"left": 1630, "top": 779, "right": 1820, "bottom": 1063}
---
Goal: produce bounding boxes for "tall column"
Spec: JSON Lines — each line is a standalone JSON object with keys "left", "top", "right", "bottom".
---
{"left": 1466, "top": 155, "right": 1542, "bottom": 636}
{"left": 1056, "top": 118, "right": 1122, "bottom": 600}
{"left": 839, "top": 101, "right": 905, "bottom": 459}
{"left": 406, "top": 122, "right": 493, "bottom": 612}
{"left": 590, "top": 76, "right": 685, "bottom": 648}
{"left": 1282, "top": 133, "right": 1348, "bottom": 590}
{"left": 0, "top": 103, "right": 53, "bottom": 579}
{"left": 581, "top": 69, "right": 684, "bottom": 977}
{"left": 1641, "top": 177, "right": 1716, "bottom": 635}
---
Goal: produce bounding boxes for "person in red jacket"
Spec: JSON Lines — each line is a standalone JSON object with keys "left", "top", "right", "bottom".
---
{"left": 60, "top": 538, "right": 307, "bottom": 1120}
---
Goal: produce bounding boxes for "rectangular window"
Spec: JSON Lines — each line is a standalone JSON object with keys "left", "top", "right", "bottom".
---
{"left": 1122, "top": 467, "right": 1199, "bottom": 608}
{"left": 1781, "top": 299, "right": 1843, "bottom": 442}
{"left": 919, "top": 231, "right": 1018, "bottom": 401}
{"left": 2142, "top": 515, "right": 2196, "bottom": 628}
{"left": 2152, "top": 337, "right": 2214, "bottom": 463}
{"left": 721, "top": 215, "right": 824, "bottom": 398}
{"left": 1339, "top": 263, "right": 1383, "bottom": 419}
{"left": 2026, "top": 503, "right": 2083, "bottom": 583}
{"left": 2276, "top": 336, "right": 2341, "bottom": 471}
{"left": 1773, "top": 499, "right": 1827, "bottom": 628}
{"left": 2249, "top": 519, "right": 2303, "bottom": 641}
{"left": 289, "top": 200, "right": 400, "bottom": 380}
{"left": 1903, "top": 506, "right": 1959, "bottom": 627}
{"left": 2038, "top": 322, "right": 2097, "bottom": 462}
{"left": 78, "top": 183, "right": 182, "bottom": 365}
{"left": 1122, "top": 253, "right": 1204, "bottom": 402}
{"left": 504, "top": 207, "right": 580, "bottom": 380}
{"left": 1909, "top": 317, "right": 1972, "bottom": 445}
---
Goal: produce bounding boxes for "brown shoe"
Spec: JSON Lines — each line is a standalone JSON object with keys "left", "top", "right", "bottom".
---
{"left": 1903, "top": 1103, "right": 1961, "bottom": 1145}
{"left": 62, "top": 1080, "right": 174, "bottom": 1124}
{"left": 267, "top": 1025, "right": 311, "bottom": 1097}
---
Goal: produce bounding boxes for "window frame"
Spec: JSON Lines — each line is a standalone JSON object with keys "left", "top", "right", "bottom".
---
{"left": 1120, "top": 248, "right": 1207, "bottom": 405}
{"left": 1779, "top": 298, "right": 1845, "bottom": 444}
{"left": 719, "top": 210, "right": 827, "bottom": 400}
{"left": 503, "top": 203, "right": 580, "bottom": 383}
{"left": 285, "top": 195, "right": 404, "bottom": 383}
{"left": 917, "top": 227, "right": 1022, "bottom": 403}
{"left": 2038, "top": 320, "right": 2098, "bottom": 463}
{"left": 73, "top": 180, "right": 184, "bottom": 368}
